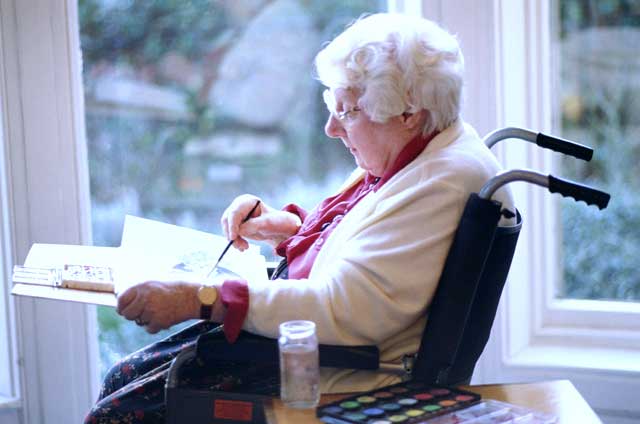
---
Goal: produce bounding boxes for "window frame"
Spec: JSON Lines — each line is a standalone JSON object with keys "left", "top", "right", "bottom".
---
{"left": 0, "top": 1, "right": 20, "bottom": 405}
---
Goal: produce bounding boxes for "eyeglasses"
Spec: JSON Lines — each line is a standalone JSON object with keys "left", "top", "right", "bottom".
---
{"left": 322, "top": 89, "right": 361, "bottom": 123}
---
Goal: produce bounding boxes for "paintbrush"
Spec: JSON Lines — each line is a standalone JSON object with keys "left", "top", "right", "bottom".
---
{"left": 206, "top": 199, "right": 261, "bottom": 278}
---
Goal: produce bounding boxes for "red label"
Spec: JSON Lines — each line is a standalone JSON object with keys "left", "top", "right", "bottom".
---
{"left": 213, "top": 399, "right": 254, "bottom": 421}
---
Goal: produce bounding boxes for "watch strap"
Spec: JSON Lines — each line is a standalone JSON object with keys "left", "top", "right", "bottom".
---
{"left": 200, "top": 304, "right": 213, "bottom": 320}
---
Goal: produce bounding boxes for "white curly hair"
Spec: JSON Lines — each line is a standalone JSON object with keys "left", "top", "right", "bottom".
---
{"left": 315, "top": 13, "right": 464, "bottom": 135}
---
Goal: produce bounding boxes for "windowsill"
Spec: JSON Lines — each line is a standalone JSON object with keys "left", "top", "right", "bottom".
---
{"left": 0, "top": 395, "right": 20, "bottom": 410}
{"left": 505, "top": 343, "right": 640, "bottom": 375}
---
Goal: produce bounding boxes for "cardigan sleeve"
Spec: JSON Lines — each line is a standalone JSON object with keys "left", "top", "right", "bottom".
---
{"left": 242, "top": 175, "right": 474, "bottom": 345}
{"left": 219, "top": 279, "right": 250, "bottom": 343}
{"left": 241, "top": 130, "right": 514, "bottom": 346}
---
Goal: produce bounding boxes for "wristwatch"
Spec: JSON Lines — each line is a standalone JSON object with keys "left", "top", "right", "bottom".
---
{"left": 197, "top": 284, "right": 218, "bottom": 320}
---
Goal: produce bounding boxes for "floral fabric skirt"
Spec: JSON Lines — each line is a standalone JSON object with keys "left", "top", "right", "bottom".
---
{"left": 84, "top": 321, "right": 279, "bottom": 424}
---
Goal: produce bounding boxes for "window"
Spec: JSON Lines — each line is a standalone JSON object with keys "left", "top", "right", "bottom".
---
{"left": 77, "top": 0, "right": 384, "bottom": 375}
{"left": 5, "top": 0, "right": 640, "bottom": 421}
{"left": 554, "top": 0, "right": 640, "bottom": 302}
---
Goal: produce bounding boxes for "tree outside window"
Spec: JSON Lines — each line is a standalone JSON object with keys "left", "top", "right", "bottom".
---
{"left": 78, "top": 0, "right": 383, "bottom": 374}
{"left": 555, "top": 0, "right": 640, "bottom": 301}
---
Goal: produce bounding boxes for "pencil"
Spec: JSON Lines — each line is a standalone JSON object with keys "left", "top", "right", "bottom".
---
{"left": 206, "top": 199, "right": 261, "bottom": 278}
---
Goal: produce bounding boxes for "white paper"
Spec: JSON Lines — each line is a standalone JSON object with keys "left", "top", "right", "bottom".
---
{"left": 116, "top": 215, "right": 267, "bottom": 293}
{"left": 17, "top": 216, "right": 267, "bottom": 304}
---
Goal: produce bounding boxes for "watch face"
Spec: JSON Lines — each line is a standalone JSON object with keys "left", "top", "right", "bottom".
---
{"left": 198, "top": 285, "right": 218, "bottom": 305}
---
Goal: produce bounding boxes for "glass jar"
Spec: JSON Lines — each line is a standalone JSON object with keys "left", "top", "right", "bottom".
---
{"left": 278, "top": 320, "right": 320, "bottom": 408}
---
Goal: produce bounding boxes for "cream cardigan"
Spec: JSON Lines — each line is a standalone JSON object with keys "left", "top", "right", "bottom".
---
{"left": 243, "top": 120, "right": 515, "bottom": 392}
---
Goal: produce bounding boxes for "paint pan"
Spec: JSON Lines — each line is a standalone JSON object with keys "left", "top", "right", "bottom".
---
{"left": 317, "top": 381, "right": 481, "bottom": 423}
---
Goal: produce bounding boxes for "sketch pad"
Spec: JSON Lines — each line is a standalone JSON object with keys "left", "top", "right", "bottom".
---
{"left": 12, "top": 215, "right": 268, "bottom": 307}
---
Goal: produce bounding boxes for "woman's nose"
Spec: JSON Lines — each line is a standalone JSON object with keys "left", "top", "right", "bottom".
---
{"left": 325, "top": 114, "right": 346, "bottom": 139}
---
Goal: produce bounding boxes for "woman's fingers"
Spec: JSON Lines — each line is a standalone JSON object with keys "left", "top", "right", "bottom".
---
{"left": 221, "top": 194, "right": 262, "bottom": 241}
{"left": 117, "top": 281, "right": 200, "bottom": 333}
{"left": 232, "top": 237, "right": 250, "bottom": 251}
{"left": 145, "top": 322, "right": 162, "bottom": 334}
{"left": 220, "top": 195, "right": 301, "bottom": 248}
{"left": 220, "top": 214, "right": 229, "bottom": 239}
{"left": 117, "top": 286, "right": 144, "bottom": 320}
{"left": 238, "top": 216, "right": 273, "bottom": 240}
{"left": 238, "top": 211, "right": 301, "bottom": 245}
{"left": 116, "top": 286, "right": 137, "bottom": 311}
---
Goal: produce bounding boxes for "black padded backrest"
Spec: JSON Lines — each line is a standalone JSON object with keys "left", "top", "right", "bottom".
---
{"left": 445, "top": 212, "right": 521, "bottom": 384}
{"left": 412, "top": 194, "right": 522, "bottom": 385}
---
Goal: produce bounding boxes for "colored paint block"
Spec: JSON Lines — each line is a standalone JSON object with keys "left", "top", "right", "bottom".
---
{"left": 316, "top": 381, "right": 481, "bottom": 424}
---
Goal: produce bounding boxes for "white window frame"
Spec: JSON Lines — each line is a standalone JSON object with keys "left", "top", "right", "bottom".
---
{"left": 0, "top": 0, "right": 99, "bottom": 422}
{"left": 422, "top": 0, "right": 640, "bottom": 421}
{"left": 0, "top": 2, "right": 20, "bottom": 408}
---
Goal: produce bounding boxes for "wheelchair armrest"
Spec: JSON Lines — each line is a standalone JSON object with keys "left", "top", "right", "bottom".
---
{"left": 195, "top": 329, "right": 380, "bottom": 370}
{"left": 319, "top": 344, "right": 379, "bottom": 369}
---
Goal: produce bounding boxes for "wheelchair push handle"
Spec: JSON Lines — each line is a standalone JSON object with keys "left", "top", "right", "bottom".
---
{"left": 536, "top": 132, "right": 593, "bottom": 161}
{"left": 479, "top": 169, "right": 610, "bottom": 210}
{"left": 484, "top": 127, "right": 593, "bottom": 161}
{"left": 547, "top": 175, "right": 610, "bottom": 210}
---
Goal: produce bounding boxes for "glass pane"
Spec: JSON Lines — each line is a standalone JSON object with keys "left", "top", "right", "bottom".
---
{"left": 553, "top": 1, "right": 640, "bottom": 301}
{"left": 78, "top": 0, "right": 383, "bottom": 375}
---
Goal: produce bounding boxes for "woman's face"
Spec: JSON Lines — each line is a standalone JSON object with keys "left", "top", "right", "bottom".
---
{"left": 323, "top": 88, "right": 412, "bottom": 177}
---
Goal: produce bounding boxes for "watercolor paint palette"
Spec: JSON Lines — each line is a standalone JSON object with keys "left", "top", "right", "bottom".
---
{"left": 317, "top": 381, "right": 481, "bottom": 423}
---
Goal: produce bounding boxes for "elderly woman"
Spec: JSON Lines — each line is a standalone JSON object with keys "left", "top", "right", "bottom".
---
{"left": 86, "top": 13, "right": 514, "bottom": 423}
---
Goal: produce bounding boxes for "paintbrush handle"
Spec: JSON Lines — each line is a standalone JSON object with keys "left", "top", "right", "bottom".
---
{"left": 206, "top": 199, "right": 261, "bottom": 278}
{"left": 213, "top": 240, "right": 233, "bottom": 268}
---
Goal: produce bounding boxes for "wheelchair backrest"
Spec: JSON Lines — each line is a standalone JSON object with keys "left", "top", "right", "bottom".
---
{"left": 412, "top": 206, "right": 522, "bottom": 386}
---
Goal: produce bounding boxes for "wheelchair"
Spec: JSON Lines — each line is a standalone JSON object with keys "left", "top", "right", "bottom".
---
{"left": 165, "top": 127, "right": 610, "bottom": 423}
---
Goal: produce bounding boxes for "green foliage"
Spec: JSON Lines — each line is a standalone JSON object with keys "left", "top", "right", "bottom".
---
{"left": 300, "top": 0, "right": 383, "bottom": 38}
{"left": 562, "top": 184, "right": 640, "bottom": 300}
{"left": 559, "top": 0, "right": 640, "bottom": 37}
{"left": 79, "top": 0, "right": 230, "bottom": 71}
{"left": 559, "top": 0, "right": 640, "bottom": 300}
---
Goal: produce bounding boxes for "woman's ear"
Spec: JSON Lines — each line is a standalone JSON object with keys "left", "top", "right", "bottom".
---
{"left": 402, "top": 109, "right": 428, "bottom": 133}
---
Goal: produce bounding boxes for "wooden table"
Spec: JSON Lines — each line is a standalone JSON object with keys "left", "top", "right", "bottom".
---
{"left": 267, "top": 380, "right": 601, "bottom": 423}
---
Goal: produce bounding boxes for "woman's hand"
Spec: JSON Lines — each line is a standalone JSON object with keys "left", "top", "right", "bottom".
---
{"left": 116, "top": 280, "right": 201, "bottom": 334}
{"left": 221, "top": 194, "right": 301, "bottom": 250}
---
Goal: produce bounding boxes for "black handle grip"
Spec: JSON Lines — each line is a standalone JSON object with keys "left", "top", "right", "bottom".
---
{"left": 536, "top": 133, "right": 593, "bottom": 161}
{"left": 548, "top": 175, "right": 610, "bottom": 209}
